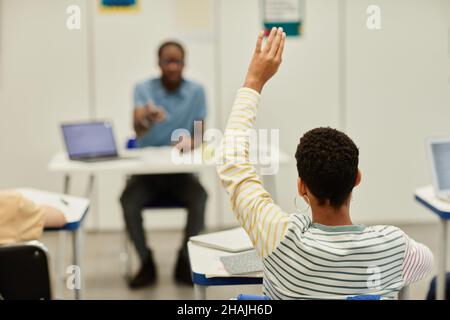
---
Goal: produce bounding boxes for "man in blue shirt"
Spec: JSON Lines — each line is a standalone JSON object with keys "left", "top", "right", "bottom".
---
{"left": 120, "top": 41, "right": 207, "bottom": 288}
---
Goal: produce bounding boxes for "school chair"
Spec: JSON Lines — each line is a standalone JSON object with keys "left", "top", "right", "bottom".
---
{"left": 236, "top": 286, "right": 410, "bottom": 300}
{"left": 426, "top": 273, "right": 450, "bottom": 300}
{"left": 120, "top": 138, "right": 188, "bottom": 278}
{"left": 0, "top": 242, "right": 52, "bottom": 300}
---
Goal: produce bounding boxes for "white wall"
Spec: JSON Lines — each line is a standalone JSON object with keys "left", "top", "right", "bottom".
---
{"left": 91, "top": 0, "right": 218, "bottom": 230}
{"left": 216, "top": 0, "right": 341, "bottom": 223}
{"left": 345, "top": 0, "right": 450, "bottom": 224}
{"left": 0, "top": 0, "right": 90, "bottom": 195}
{"left": 1, "top": 0, "right": 449, "bottom": 230}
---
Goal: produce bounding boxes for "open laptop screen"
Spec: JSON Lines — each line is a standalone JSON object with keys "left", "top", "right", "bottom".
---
{"left": 61, "top": 121, "right": 118, "bottom": 159}
{"left": 431, "top": 141, "right": 450, "bottom": 191}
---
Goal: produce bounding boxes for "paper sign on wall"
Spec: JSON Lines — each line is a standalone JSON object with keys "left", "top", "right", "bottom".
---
{"left": 263, "top": 0, "right": 305, "bottom": 37}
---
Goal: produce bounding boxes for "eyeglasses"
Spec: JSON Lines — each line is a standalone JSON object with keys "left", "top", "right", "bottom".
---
{"left": 160, "top": 59, "right": 184, "bottom": 66}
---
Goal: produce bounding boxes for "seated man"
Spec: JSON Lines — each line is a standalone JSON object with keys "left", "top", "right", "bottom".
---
{"left": 120, "top": 41, "right": 208, "bottom": 288}
{"left": 0, "top": 191, "right": 66, "bottom": 244}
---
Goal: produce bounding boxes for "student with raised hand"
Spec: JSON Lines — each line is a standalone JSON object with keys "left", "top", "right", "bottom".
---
{"left": 0, "top": 191, "right": 66, "bottom": 245}
{"left": 217, "top": 27, "right": 434, "bottom": 299}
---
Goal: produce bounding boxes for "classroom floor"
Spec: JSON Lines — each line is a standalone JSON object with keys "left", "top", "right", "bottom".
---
{"left": 40, "top": 223, "right": 448, "bottom": 300}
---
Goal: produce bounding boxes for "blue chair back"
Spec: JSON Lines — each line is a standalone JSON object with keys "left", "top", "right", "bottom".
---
{"left": 236, "top": 294, "right": 270, "bottom": 300}
{"left": 236, "top": 294, "right": 382, "bottom": 300}
{"left": 346, "top": 295, "right": 381, "bottom": 300}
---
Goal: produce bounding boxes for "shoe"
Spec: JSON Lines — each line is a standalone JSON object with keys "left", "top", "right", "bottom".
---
{"left": 174, "top": 250, "right": 193, "bottom": 285}
{"left": 128, "top": 250, "right": 157, "bottom": 289}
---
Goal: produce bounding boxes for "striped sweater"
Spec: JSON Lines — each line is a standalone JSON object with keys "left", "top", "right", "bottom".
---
{"left": 217, "top": 88, "right": 434, "bottom": 300}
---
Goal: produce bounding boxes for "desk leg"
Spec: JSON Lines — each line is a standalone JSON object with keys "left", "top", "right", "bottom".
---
{"left": 73, "top": 226, "right": 84, "bottom": 300}
{"left": 55, "top": 231, "right": 67, "bottom": 298}
{"left": 194, "top": 284, "right": 206, "bottom": 300}
{"left": 85, "top": 174, "right": 97, "bottom": 231}
{"left": 55, "top": 174, "right": 71, "bottom": 299}
{"left": 437, "top": 218, "right": 448, "bottom": 300}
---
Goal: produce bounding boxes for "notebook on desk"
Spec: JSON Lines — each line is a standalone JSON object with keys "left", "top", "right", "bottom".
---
{"left": 190, "top": 228, "right": 253, "bottom": 253}
{"left": 219, "top": 250, "right": 263, "bottom": 275}
{"left": 14, "top": 188, "right": 90, "bottom": 225}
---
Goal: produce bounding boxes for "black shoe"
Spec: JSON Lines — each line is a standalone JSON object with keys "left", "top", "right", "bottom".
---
{"left": 128, "top": 251, "right": 157, "bottom": 289}
{"left": 174, "top": 251, "right": 193, "bottom": 286}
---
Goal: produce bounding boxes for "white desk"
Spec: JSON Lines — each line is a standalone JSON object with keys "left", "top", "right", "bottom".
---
{"left": 187, "top": 241, "right": 263, "bottom": 300}
{"left": 48, "top": 146, "right": 291, "bottom": 224}
{"left": 415, "top": 185, "right": 450, "bottom": 300}
{"left": 48, "top": 147, "right": 209, "bottom": 175}
{"left": 15, "top": 188, "right": 90, "bottom": 300}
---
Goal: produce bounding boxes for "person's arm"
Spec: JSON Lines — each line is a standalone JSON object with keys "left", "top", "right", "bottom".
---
{"left": 133, "top": 107, "right": 152, "bottom": 138}
{"left": 217, "top": 28, "right": 290, "bottom": 259}
{"left": 133, "top": 103, "right": 166, "bottom": 139}
{"left": 401, "top": 233, "right": 434, "bottom": 286}
{"left": 13, "top": 194, "right": 65, "bottom": 242}
{"left": 132, "top": 84, "right": 166, "bottom": 138}
{"left": 41, "top": 205, "right": 66, "bottom": 228}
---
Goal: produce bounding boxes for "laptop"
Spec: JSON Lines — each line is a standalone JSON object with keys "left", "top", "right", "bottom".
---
{"left": 427, "top": 136, "right": 450, "bottom": 201}
{"left": 61, "top": 121, "right": 132, "bottom": 162}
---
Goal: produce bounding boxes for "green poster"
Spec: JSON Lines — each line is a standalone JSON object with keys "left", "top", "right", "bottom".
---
{"left": 263, "top": 0, "right": 305, "bottom": 37}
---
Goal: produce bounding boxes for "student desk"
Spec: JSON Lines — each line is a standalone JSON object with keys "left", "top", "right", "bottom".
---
{"left": 48, "top": 146, "right": 290, "bottom": 298}
{"left": 16, "top": 188, "right": 89, "bottom": 300}
{"left": 415, "top": 185, "right": 450, "bottom": 300}
{"left": 187, "top": 241, "right": 263, "bottom": 300}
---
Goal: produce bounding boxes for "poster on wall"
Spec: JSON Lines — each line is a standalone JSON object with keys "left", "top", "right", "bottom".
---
{"left": 174, "top": 0, "right": 214, "bottom": 41}
{"left": 99, "top": 0, "right": 140, "bottom": 13}
{"left": 263, "top": 0, "right": 305, "bottom": 37}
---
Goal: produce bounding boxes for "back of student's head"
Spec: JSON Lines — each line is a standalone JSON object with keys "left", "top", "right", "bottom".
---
{"left": 295, "top": 127, "right": 359, "bottom": 209}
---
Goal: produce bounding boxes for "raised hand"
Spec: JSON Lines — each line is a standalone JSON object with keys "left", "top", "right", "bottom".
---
{"left": 244, "top": 27, "right": 286, "bottom": 93}
{"left": 146, "top": 102, "right": 166, "bottom": 123}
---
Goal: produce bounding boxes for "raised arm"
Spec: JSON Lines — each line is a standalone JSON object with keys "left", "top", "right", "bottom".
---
{"left": 217, "top": 28, "right": 291, "bottom": 259}
{"left": 132, "top": 84, "right": 166, "bottom": 138}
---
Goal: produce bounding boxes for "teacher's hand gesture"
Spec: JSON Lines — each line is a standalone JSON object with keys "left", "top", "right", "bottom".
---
{"left": 244, "top": 27, "right": 286, "bottom": 93}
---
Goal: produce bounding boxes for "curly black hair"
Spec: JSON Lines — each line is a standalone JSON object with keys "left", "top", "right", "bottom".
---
{"left": 295, "top": 127, "right": 359, "bottom": 208}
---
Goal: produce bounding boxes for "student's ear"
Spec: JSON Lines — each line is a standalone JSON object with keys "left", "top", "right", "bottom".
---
{"left": 354, "top": 169, "right": 362, "bottom": 187}
{"left": 297, "top": 177, "right": 307, "bottom": 196}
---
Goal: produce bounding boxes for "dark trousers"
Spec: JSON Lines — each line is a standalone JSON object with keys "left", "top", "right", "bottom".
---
{"left": 120, "top": 173, "right": 207, "bottom": 263}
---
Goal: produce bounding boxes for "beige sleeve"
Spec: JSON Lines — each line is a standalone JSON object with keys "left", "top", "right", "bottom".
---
{"left": 0, "top": 192, "right": 45, "bottom": 244}
{"left": 217, "top": 88, "right": 290, "bottom": 259}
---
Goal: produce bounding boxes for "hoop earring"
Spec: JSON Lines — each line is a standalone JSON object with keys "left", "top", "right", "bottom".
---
{"left": 294, "top": 194, "right": 310, "bottom": 215}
